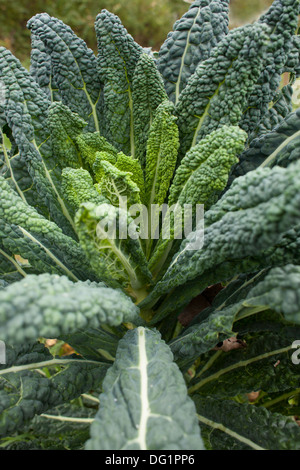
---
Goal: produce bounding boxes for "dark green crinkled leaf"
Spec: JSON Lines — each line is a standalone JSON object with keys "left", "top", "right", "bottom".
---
{"left": 0, "top": 1, "right": 300, "bottom": 452}
{"left": 0, "top": 280, "right": 8, "bottom": 289}
{"left": 175, "top": 22, "right": 269, "bottom": 159}
{"left": 0, "top": 342, "right": 109, "bottom": 438}
{"left": 239, "top": 264, "right": 300, "bottom": 324}
{"left": 86, "top": 327, "right": 204, "bottom": 450}
{"left": 0, "top": 273, "right": 139, "bottom": 344}
{"left": 0, "top": 47, "right": 75, "bottom": 236}
{"left": 285, "top": 34, "right": 300, "bottom": 77}
{"left": 27, "top": 13, "right": 103, "bottom": 132}
{"left": 0, "top": 248, "right": 26, "bottom": 284}
{"left": 95, "top": 9, "right": 143, "bottom": 155}
{"left": 143, "top": 161, "right": 300, "bottom": 305}
{"left": 145, "top": 223, "right": 300, "bottom": 323}
{"left": 240, "top": 0, "right": 300, "bottom": 136}
{"left": 0, "top": 176, "right": 95, "bottom": 281}
{"left": 48, "top": 102, "right": 87, "bottom": 169}
{"left": 30, "top": 33, "right": 61, "bottom": 102}
{"left": 61, "top": 327, "right": 121, "bottom": 362}
{"left": 0, "top": 126, "right": 50, "bottom": 220}
{"left": 2, "top": 403, "right": 97, "bottom": 450}
{"left": 194, "top": 396, "right": 300, "bottom": 450}
{"left": 246, "top": 84, "right": 294, "bottom": 143}
{"left": 157, "top": 0, "right": 229, "bottom": 104}
{"left": 188, "top": 331, "right": 300, "bottom": 396}
{"left": 258, "top": 387, "right": 300, "bottom": 417}
{"left": 170, "top": 264, "right": 300, "bottom": 368}
{"left": 231, "top": 107, "right": 300, "bottom": 180}
{"left": 0, "top": 221, "right": 72, "bottom": 280}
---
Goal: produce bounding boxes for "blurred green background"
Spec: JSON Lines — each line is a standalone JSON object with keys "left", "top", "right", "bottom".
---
{"left": 0, "top": 0, "right": 273, "bottom": 65}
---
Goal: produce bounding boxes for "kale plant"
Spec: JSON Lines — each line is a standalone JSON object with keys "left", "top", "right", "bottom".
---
{"left": 1, "top": 0, "right": 300, "bottom": 450}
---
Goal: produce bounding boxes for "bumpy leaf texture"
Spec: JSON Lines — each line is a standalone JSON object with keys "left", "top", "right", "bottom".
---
{"left": 0, "top": 343, "right": 108, "bottom": 438}
{"left": 0, "top": 176, "right": 94, "bottom": 281}
{"left": 86, "top": 327, "right": 204, "bottom": 450}
{"left": 28, "top": 13, "right": 103, "bottom": 132}
{"left": 157, "top": 0, "right": 230, "bottom": 104}
{"left": 232, "top": 107, "right": 300, "bottom": 179}
{"left": 195, "top": 396, "right": 300, "bottom": 450}
{"left": 170, "top": 265, "right": 300, "bottom": 367}
{"left": 240, "top": 0, "right": 300, "bottom": 137}
{"left": 175, "top": 22, "right": 269, "bottom": 159}
{"left": 132, "top": 53, "right": 168, "bottom": 170}
{"left": 75, "top": 202, "right": 152, "bottom": 289}
{"left": 61, "top": 167, "right": 104, "bottom": 215}
{"left": 0, "top": 48, "right": 76, "bottom": 236}
{"left": 143, "top": 160, "right": 300, "bottom": 305}
{"left": 0, "top": 273, "right": 139, "bottom": 344}
{"left": 48, "top": 102, "right": 87, "bottom": 169}
{"left": 95, "top": 10, "right": 143, "bottom": 155}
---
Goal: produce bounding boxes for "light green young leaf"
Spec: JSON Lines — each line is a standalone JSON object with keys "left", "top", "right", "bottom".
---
{"left": 143, "top": 101, "right": 179, "bottom": 259}
{"left": 92, "top": 152, "right": 145, "bottom": 202}
{"left": 48, "top": 102, "right": 87, "bottom": 169}
{"left": 168, "top": 126, "right": 247, "bottom": 207}
{"left": 75, "top": 202, "right": 152, "bottom": 290}
{"left": 148, "top": 125, "right": 246, "bottom": 276}
{"left": 114, "top": 153, "right": 145, "bottom": 202}
{"left": 132, "top": 53, "right": 168, "bottom": 169}
{"left": 145, "top": 101, "right": 179, "bottom": 208}
{"left": 95, "top": 160, "right": 142, "bottom": 207}
{"left": 92, "top": 152, "right": 117, "bottom": 182}
{"left": 86, "top": 327, "right": 204, "bottom": 450}
{"left": 61, "top": 168, "right": 105, "bottom": 214}
{"left": 76, "top": 132, "right": 119, "bottom": 168}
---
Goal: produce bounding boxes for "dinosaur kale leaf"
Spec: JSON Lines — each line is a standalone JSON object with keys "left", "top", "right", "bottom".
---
{"left": 1, "top": 0, "right": 300, "bottom": 451}
{"left": 86, "top": 327, "right": 204, "bottom": 450}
